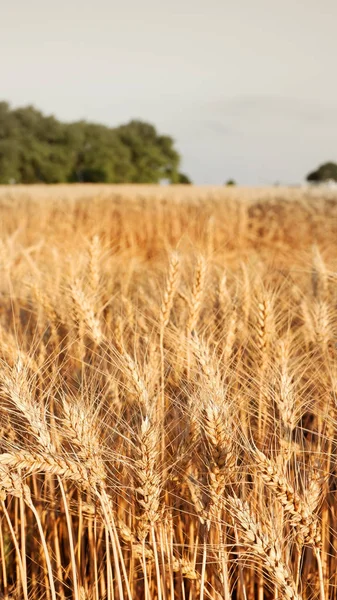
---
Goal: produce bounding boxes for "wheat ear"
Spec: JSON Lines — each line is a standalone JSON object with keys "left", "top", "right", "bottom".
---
{"left": 254, "top": 448, "right": 321, "bottom": 548}
{"left": 227, "top": 494, "right": 301, "bottom": 600}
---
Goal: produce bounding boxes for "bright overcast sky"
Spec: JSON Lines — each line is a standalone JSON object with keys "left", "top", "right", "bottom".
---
{"left": 1, "top": 0, "right": 337, "bottom": 184}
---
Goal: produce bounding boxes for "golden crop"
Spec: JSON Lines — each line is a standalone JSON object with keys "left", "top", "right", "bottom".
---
{"left": 0, "top": 184, "right": 337, "bottom": 600}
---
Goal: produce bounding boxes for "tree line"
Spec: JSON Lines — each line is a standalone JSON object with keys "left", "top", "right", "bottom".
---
{"left": 306, "top": 162, "right": 337, "bottom": 183}
{"left": 0, "top": 102, "right": 191, "bottom": 184}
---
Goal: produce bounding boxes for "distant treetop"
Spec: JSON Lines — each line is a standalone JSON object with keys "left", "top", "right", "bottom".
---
{"left": 0, "top": 101, "right": 191, "bottom": 184}
{"left": 176, "top": 172, "right": 192, "bottom": 184}
{"left": 306, "top": 162, "right": 337, "bottom": 183}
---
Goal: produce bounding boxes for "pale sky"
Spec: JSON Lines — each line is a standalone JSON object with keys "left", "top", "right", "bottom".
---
{"left": 1, "top": 0, "right": 337, "bottom": 184}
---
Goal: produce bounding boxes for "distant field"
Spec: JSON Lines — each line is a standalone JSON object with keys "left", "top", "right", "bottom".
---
{"left": 0, "top": 185, "right": 337, "bottom": 600}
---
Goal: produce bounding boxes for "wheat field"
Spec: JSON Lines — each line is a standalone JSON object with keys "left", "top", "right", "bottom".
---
{"left": 1, "top": 184, "right": 337, "bottom": 600}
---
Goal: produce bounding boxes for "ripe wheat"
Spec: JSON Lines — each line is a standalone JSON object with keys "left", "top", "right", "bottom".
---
{"left": 0, "top": 184, "right": 336, "bottom": 599}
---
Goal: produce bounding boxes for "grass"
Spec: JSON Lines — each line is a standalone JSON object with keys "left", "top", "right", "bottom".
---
{"left": 0, "top": 184, "right": 337, "bottom": 599}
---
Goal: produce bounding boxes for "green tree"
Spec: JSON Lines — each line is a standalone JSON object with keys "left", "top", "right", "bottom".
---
{"left": 0, "top": 102, "right": 188, "bottom": 184}
{"left": 175, "top": 172, "right": 192, "bottom": 184}
{"left": 306, "top": 162, "right": 337, "bottom": 183}
{"left": 69, "top": 123, "right": 133, "bottom": 183}
{"left": 0, "top": 139, "right": 20, "bottom": 183}
{"left": 116, "top": 121, "right": 180, "bottom": 183}
{"left": 0, "top": 102, "right": 21, "bottom": 183}
{"left": 7, "top": 105, "right": 74, "bottom": 183}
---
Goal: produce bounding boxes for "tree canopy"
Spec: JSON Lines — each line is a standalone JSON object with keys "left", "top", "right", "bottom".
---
{"left": 306, "top": 162, "right": 337, "bottom": 183}
{"left": 0, "top": 102, "right": 190, "bottom": 184}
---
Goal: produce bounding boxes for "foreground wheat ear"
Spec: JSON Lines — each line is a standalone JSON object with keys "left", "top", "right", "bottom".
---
{"left": 0, "top": 184, "right": 336, "bottom": 600}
